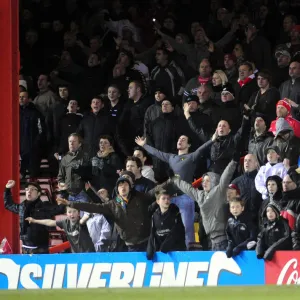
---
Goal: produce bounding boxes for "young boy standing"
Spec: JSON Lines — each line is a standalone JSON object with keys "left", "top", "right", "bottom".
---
{"left": 226, "top": 198, "right": 257, "bottom": 258}
{"left": 147, "top": 190, "right": 186, "bottom": 260}
{"left": 26, "top": 206, "right": 95, "bottom": 253}
{"left": 256, "top": 202, "right": 292, "bottom": 260}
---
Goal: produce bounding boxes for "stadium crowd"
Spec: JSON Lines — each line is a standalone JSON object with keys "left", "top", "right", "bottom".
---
{"left": 4, "top": 0, "right": 300, "bottom": 259}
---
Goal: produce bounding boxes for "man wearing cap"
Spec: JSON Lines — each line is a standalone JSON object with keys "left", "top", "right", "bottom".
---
{"left": 231, "top": 154, "right": 262, "bottom": 223}
{"left": 248, "top": 114, "right": 273, "bottom": 166}
{"left": 57, "top": 175, "right": 154, "bottom": 252}
{"left": 279, "top": 61, "right": 300, "bottom": 104}
{"left": 255, "top": 146, "right": 289, "bottom": 200}
{"left": 223, "top": 54, "right": 238, "bottom": 86}
{"left": 4, "top": 180, "right": 64, "bottom": 254}
{"left": 246, "top": 70, "right": 280, "bottom": 123}
{"left": 269, "top": 99, "right": 300, "bottom": 138}
{"left": 272, "top": 49, "right": 291, "bottom": 88}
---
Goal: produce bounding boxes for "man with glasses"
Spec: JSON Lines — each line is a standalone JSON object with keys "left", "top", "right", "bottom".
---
{"left": 4, "top": 180, "right": 64, "bottom": 254}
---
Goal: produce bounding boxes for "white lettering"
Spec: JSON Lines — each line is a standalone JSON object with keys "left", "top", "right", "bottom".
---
{"left": 76, "top": 263, "right": 94, "bottom": 288}
{"left": 0, "top": 258, "right": 21, "bottom": 289}
{"left": 277, "top": 258, "right": 300, "bottom": 285}
{"left": 132, "top": 263, "right": 146, "bottom": 287}
{"left": 88, "top": 263, "right": 112, "bottom": 288}
{"left": 207, "top": 252, "right": 241, "bottom": 286}
{"left": 185, "top": 262, "right": 209, "bottom": 286}
{"left": 109, "top": 263, "right": 134, "bottom": 288}
{"left": 160, "top": 262, "right": 188, "bottom": 287}
{"left": 20, "top": 264, "right": 42, "bottom": 289}
{"left": 149, "top": 263, "right": 164, "bottom": 287}
{"left": 52, "top": 264, "right": 65, "bottom": 289}
{"left": 42, "top": 264, "right": 55, "bottom": 289}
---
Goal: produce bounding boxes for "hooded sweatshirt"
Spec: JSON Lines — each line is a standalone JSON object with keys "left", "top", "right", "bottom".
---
{"left": 271, "top": 118, "right": 300, "bottom": 166}
{"left": 173, "top": 160, "right": 237, "bottom": 243}
{"left": 269, "top": 109, "right": 300, "bottom": 138}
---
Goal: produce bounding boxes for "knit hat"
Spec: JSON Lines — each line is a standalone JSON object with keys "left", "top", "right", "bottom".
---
{"left": 275, "top": 49, "right": 291, "bottom": 59}
{"left": 25, "top": 182, "right": 42, "bottom": 193}
{"left": 276, "top": 100, "right": 291, "bottom": 114}
{"left": 265, "top": 145, "right": 281, "bottom": 156}
{"left": 255, "top": 112, "right": 271, "bottom": 129}
{"left": 19, "top": 80, "right": 28, "bottom": 90}
{"left": 228, "top": 184, "right": 241, "bottom": 195}
{"left": 186, "top": 95, "right": 199, "bottom": 104}
{"left": 221, "top": 85, "right": 235, "bottom": 98}
{"left": 115, "top": 176, "right": 132, "bottom": 190}
{"left": 162, "top": 98, "right": 175, "bottom": 107}
{"left": 155, "top": 86, "right": 168, "bottom": 97}
{"left": 224, "top": 53, "right": 237, "bottom": 63}
{"left": 119, "top": 171, "right": 135, "bottom": 184}
{"left": 266, "top": 201, "right": 281, "bottom": 218}
{"left": 287, "top": 166, "right": 300, "bottom": 184}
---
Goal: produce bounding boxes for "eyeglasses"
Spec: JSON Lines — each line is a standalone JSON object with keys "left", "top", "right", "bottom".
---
{"left": 25, "top": 188, "right": 38, "bottom": 192}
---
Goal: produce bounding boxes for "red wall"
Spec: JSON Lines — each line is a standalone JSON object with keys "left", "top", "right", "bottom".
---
{"left": 0, "top": 0, "right": 20, "bottom": 253}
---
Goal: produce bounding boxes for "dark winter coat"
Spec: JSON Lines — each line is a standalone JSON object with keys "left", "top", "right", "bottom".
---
{"left": 292, "top": 214, "right": 300, "bottom": 250}
{"left": 248, "top": 131, "right": 273, "bottom": 166}
{"left": 231, "top": 170, "right": 262, "bottom": 223}
{"left": 4, "top": 188, "right": 64, "bottom": 247}
{"left": 226, "top": 211, "right": 257, "bottom": 257}
{"left": 91, "top": 151, "right": 123, "bottom": 195}
{"left": 256, "top": 216, "right": 292, "bottom": 260}
{"left": 20, "top": 102, "right": 45, "bottom": 155}
{"left": 234, "top": 78, "right": 259, "bottom": 109}
{"left": 147, "top": 203, "right": 186, "bottom": 260}
{"left": 247, "top": 87, "right": 280, "bottom": 123}
{"left": 77, "top": 110, "right": 115, "bottom": 156}
{"left": 70, "top": 190, "right": 154, "bottom": 246}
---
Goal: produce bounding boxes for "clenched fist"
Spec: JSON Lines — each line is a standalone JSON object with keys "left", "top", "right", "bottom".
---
{"left": 6, "top": 180, "right": 15, "bottom": 189}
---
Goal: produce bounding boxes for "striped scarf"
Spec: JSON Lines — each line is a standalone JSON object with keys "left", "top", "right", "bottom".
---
{"left": 116, "top": 195, "right": 129, "bottom": 210}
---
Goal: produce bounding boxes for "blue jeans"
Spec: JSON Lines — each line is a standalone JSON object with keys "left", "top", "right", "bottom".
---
{"left": 171, "top": 194, "right": 195, "bottom": 247}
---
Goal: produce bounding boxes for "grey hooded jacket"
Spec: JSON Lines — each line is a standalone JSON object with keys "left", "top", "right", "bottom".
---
{"left": 271, "top": 117, "right": 300, "bottom": 166}
{"left": 173, "top": 160, "right": 237, "bottom": 243}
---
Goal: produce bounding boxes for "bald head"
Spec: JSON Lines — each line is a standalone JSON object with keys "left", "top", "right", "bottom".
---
{"left": 244, "top": 154, "right": 258, "bottom": 172}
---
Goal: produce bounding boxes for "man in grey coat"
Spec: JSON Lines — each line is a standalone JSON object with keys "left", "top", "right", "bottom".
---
{"left": 171, "top": 157, "right": 238, "bottom": 251}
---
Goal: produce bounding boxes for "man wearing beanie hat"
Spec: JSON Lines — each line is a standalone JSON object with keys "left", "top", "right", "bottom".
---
{"left": 58, "top": 174, "right": 155, "bottom": 252}
{"left": 269, "top": 99, "right": 300, "bottom": 138}
{"left": 248, "top": 114, "right": 273, "bottom": 166}
{"left": 270, "top": 117, "right": 300, "bottom": 166}
{"left": 256, "top": 201, "right": 292, "bottom": 261}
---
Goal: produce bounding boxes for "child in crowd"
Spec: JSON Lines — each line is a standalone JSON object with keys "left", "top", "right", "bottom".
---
{"left": 147, "top": 190, "right": 186, "bottom": 260}
{"left": 256, "top": 202, "right": 292, "bottom": 261}
{"left": 226, "top": 198, "right": 257, "bottom": 258}
{"left": 255, "top": 146, "right": 288, "bottom": 200}
{"left": 26, "top": 206, "right": 95, "bottom": 253}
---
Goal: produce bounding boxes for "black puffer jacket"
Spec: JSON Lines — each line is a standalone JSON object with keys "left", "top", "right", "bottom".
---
{"left": 231, "top": 170, "right": 262, "bottom": 223}
{"left": 4, "top": 189, "right": 64, "bottom": 247}
{"left": 77, "top": 110, "right": 115, "bottom": 156}
{"left": 147, "top": 203, "right": 186, "bottom": 260}
{"left": 70, "top": 190, "right": 154, "bottom": 245}
{"left": 226, "top": 211, "right": 257, "bottom": 257}
{"left": 248, "top": 131, "right": 273, "bottom": 166}
{"left": 91, "top": 151, "right": 123, "bottom": 195}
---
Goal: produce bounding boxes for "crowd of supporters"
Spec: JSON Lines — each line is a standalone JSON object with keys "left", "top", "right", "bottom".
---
{"left": 3, "top": 0, "right": 300, "bottom": 259}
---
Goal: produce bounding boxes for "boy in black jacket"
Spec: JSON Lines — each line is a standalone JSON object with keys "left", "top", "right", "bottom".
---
{"left": 226, "top": 198, "right": 257, "bottom": 258}
{"left": 256, "top": 202, "right": 292, "bottom": 261}
{"left": 147, "top": 190, "right": 186, "bottom": 260}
